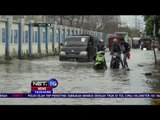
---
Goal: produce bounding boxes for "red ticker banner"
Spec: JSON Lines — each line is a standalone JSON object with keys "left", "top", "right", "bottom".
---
{"left": 0, "top": 93, "right": 160, "bottom": 98}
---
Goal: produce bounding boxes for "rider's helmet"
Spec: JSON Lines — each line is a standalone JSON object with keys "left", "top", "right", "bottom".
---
{"left": 113, "top": 38, "right": 118, "bottom": 42}
{"left": 99, "top": 39, "right": 104, "bottom": 43}
{"left": 100, "top": 39, "right": 104, "bottom": 42}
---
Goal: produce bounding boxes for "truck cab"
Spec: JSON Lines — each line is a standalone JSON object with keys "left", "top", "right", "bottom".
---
{"left": 59, "top": 34, "right": 99, "bottom": 62}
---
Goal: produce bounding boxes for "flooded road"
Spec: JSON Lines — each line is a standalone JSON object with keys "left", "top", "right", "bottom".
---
{"left": 0, "top": 49, "right": 160, "bottom": 105}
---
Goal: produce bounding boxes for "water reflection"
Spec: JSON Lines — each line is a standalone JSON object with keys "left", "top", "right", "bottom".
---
{"left": 60, "top": 62, "right": 93, "bottom": 69}
{"left": 109, "top": 69, "right": 130, "bottom": 80}
{"left": 5, "top": 65, "right": 11, "bottom": 73}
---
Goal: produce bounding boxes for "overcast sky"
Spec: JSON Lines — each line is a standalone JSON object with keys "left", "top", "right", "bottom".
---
{"left": 120, "top": 15, "right": 145, "bottom": 30}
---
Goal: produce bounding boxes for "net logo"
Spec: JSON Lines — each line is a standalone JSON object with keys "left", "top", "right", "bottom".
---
{"left": 31, "top": 78, "right": 58, "bottom": 94}
{"left": 48, "top": 78, "right": 58, "bottom": 88}
{"left": 31, "top": 81, "right": 48, "bottom": 87}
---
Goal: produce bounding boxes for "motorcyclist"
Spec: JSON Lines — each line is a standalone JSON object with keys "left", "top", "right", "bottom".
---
{"left": 95, "top": 39, "right": 107, "bottom": 69}
{"left": 121, "top": 38, "right": 131, "bottom": 70}
{"left": 110, "top": 38, "right": 124, "bottom": 68}
{"left": 97, "top": 39, "right": 106, "bottom": 52}
{"left": 94, "top": 39, "right": 104, "bottom": 60}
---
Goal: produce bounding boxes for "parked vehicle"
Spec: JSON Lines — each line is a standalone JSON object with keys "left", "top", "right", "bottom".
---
{"left": 140, "top": 37, "right": 152, "bottom": 50}
{"left": 59, "top": 34, "right": 99, "bottom": 62}
{"left": 132, "top": 37, "right": 140, "bottom": 49}
{"left": 153, "top": 40, "right": 159, "bottom": 49}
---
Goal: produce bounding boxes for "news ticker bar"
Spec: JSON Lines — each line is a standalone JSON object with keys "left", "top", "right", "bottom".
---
{"left": 0, "top": 93, "right": 160, "bottom": 98}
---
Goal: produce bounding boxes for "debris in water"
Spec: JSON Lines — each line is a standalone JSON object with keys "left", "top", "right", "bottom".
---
{"left": 138, "top": 64, "right": 144, "bottom": 67}
{"left": 145, "top": 73, "right": 152, "bottom": 76}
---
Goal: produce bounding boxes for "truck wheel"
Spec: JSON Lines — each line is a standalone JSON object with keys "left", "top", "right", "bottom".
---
{"left": 87, "top": 56, "right": 93, "bottom": 62}
{"left": 59, "top": 56, "right": 64, "bottom": 61}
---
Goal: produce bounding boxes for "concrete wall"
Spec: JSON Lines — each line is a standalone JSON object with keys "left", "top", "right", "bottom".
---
{"left": 0, "top": 21, "right": 6, "bottom": 57}
{"left": 0, "top": 18, "right": 106, "bottom": 59}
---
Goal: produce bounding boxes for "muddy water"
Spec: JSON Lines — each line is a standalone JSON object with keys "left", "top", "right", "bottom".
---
{"left": 0, "top": 49, "right": 159, "bottom": 105}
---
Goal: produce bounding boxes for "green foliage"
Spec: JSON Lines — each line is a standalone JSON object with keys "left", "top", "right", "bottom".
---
{"left": 129, "top": 30, "right": 141, "bottom": 37}
{"left": 146, "top": 16, "right": 160, "bottom": 50}
{"left": 144, "top": 15, "right": 151, "bottom": 21}
{"left": 145, "top": 16, "right": 154, "bottom": 36}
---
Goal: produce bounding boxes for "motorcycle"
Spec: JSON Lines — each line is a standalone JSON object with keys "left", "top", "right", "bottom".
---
{"left": 94, "top": 51, "right": 107, "bottom": 70}
{"left": 110, "top": 52, "right": 121, "bottom": 69}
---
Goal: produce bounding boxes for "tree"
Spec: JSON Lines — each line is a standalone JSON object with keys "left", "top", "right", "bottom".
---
{"left": 145, "top": 16, "right": 154, "bottom": 36}
{"left": 144, "top": 15, "right": 151, "bottom": 21}
{"left": 63, "top": 15, "right": 77, "bottom": 27}
{"left": 144, "top": 15, "right": 160, "bottom": 50}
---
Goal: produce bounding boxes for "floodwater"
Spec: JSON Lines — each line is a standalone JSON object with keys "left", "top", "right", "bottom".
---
{"left": 0, "top": 49, "right": 160, "bottom": 105}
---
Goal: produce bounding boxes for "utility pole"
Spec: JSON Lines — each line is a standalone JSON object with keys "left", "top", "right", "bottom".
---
{"left": 153, "top": 15, "right": 157, "bottom": 64}
{"left": 135, "top": 16, "right": 137, "bottom": 30}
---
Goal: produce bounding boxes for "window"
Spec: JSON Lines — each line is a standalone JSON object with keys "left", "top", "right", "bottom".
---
{"left": 35, "top": 31, "right": 38, "bottom": 43}
{"left": 11, "top": 30, "right": 13, "bottom": 43}
{"left": 67, "top": 30, "right": 70, "bottom": 36}
{"left": 50, "top": 33, "right": 52, "bottom": 42}
{"left": 25, "top": 31, "right": 29, "bottom": 43}
{"left": 64, "top": 37, "right": 89, "bottom": 46}
{"left": 43, "top": 32, "right": 45, "bottom": 43}
{"left": 14, "top": 30, "right": 18, "bottom": 43}
{"left": 2, "top": 28, "right": 6, "bottom": 43}
{"left": 62, "top": 30, "right": 65, "bottom": 42}
{"left": 23, "top": 31, "right": 25, "bottom": 43}
{"left": 32, "top": 32, "right": 34, "bottom": 43}
{"left": 72, "top": 30, "right": 74, "bottom": 35}
{"left": 56, "top": 32, "right": 59, "bottom": 42}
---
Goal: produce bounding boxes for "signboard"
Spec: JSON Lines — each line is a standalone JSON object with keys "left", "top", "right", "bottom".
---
{"left": 33, "top": 23, "right": 52, "bottom": 27}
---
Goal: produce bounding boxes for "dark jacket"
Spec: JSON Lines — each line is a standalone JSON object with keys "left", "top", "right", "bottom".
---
{"left": 121, "top": 42, "right": 130, "bottom": 53}
{"left": 97, "top": 43, "right": 106, "bottom": 51}
{"left": 110, "top": 43, "right": 122, "bottom": 54}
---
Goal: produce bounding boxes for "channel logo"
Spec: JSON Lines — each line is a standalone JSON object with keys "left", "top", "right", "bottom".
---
{"left": 31, "top": 78, "right": 58, "bottom": 94}
{"left": 48, "top": 78, "right": 58, "bottom": 88}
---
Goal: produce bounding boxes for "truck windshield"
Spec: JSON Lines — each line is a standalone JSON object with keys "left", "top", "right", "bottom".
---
{"left": 64, "top": 37, "right": 89, "bottom": 46}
